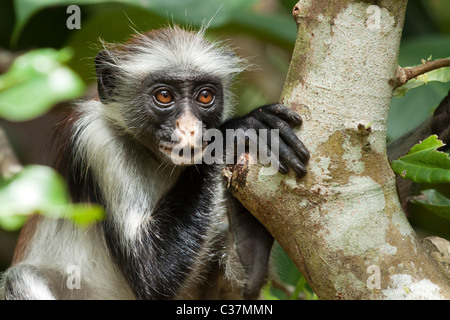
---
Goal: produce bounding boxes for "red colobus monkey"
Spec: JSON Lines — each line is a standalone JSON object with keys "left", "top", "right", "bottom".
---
{"left": 2, "top": 25, "right": 448, "bottom": 300}
{"left": 0, "top": 26, "right": 309, "bottom": 299}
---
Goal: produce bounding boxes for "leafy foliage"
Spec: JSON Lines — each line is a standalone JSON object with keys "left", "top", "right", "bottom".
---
{"left": 410, "top": 189, "right": 450, "bottom": 221}
{"left": 261, "top": 244, "right": 317, "bottom": 300}
{"left": 387, "top": 36, "right": 450, "bottom": 143}
{"left": 393, "top": 63, "right": 450, "bottom": 98}
{"left": 0, "top": 48, "right": 85, "bottom": 121}
{"left": 0, "top": 47, "right": 101, "bottom": 230}
{"left": 391, "top": 135, "right": 450, "bottom": 222}
{"left": 0, "top": 165, "right": 104, "bottom": 230}
{"left": 391, "top": 135, "right": 450, "bottom": 183}
{"left": 12, "top": 0, "right": 296, "bottom": 47}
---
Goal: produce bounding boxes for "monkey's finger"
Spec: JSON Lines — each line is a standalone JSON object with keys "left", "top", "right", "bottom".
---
{"left": 256, "top": 126, "right": 291, "bottom": 175}
{"left": 220, "top": 112, "right": 308, "bottom": 175}
{"left": 256, "top": 103, "right": 303, "bottom": 127}
{"left": 274, "top": 137, "right": 308, "bottom": 177}
{"left": 262, "top": 104, "right": 310, "bottom": 162}
{"left": 277, "top": 161, "right": 289, "bottom": 174}
{"left": 257, "top": 124, "right": 307, "bottom": 176}
{"left": 237, "top": 117, "right": 290, "bottom": 174}
{"left": 256, "top": 111, "right": 309, "bottom": 163}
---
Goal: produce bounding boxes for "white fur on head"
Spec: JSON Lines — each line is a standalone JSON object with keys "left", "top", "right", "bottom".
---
{"left": 99, "top": 25, "right": 248, "bottom": 120}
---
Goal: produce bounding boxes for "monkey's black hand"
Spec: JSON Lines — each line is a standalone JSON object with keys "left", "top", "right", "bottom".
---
{"left": 221, "top": 103, "right": 309, "bottom": 177}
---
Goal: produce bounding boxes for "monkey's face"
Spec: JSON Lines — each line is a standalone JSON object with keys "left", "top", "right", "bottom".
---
{"left": 94, "top": 27, "right": 244, "bottom": 165}
{"left": 128, "top": 77, "right": 225, "bottom": 166}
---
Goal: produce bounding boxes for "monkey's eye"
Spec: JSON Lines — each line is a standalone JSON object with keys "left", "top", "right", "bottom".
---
{"left": 196, "top": 89, "right": 215, "bottom": 106}
{"left": 154, "top": 89, "right": 174, "bottom": 106}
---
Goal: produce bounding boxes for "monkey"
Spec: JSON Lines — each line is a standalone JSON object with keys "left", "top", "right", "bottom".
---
{"left": 2, "top": 23, "right": 447, "bottom": 300}
{"left": 0, "top": 26, "right": 310, "bottom": 300}
{"left": 388, "top": 89, "right": 450, "bottom": 209}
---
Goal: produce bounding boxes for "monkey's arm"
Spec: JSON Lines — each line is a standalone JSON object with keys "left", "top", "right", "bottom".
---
{"left": 103, "top": 164, "right": 221, "bottom": 300}
{"left": 225, "top": 196, "right": 274, "bottom": 299}
{"left": 220, "top": 103, "right": 309, "bottom": 298}
{"left": 431, "top": 90, "right": 450, "bottom": 148}
{"left": 388, "top": 90, "right": 450, "bottom": 208}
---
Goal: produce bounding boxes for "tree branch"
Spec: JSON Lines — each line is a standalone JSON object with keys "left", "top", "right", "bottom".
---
{"left": 394, "top": 58, "right": 450, "bottom": 87}
{"left": 227, "top": 0, "right": 450, "bottom": 300}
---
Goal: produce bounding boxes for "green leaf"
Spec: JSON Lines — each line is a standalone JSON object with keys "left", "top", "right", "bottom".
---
{"left": 58, "top": 204, "right": 105, "bottom": 226}
{"left": 410, "top": 189, "right": 450, "bottom": 221}
{"left": 12, "top": 0, "right": 257, "bottom": 44}
{"left": 0, "top": 165, "right": 69, "bottom": 215}
{"left": 0, "top": 48, "right": 85, "bottom": 121}
{"left": 231, "top": 11, "right": 297, "bottom": 46}
{"left": 0, "top": 214, "right": 28, "bottom": 231}
{"left": 12, "top": 0, "right": 105, "bottom": 45}
{"left": 0, "top": 165, "right": 104, "bottom": 230}
{"left": 391, "top": 135, "right": 450, "bottom": 183}
{"left": 261, "top": 282, "right": 280, "bottom": 300}
{"left": 0, "top": 165, "right": 67, "bottom": 230}
{"left": 393, "top": 64, "right": 450, "bottom": 97}
{"left": 290, "top": 275, "right": 307, "bottom": 300}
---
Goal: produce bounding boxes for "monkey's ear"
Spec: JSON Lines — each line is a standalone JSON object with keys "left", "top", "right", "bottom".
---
{"left": 95, "top": 50, "right": 117, "bottom": 103}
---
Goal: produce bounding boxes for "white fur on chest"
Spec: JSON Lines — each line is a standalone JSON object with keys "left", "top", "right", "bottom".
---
{"left": 73, "top": 101, "right": 181, "bottom": 241}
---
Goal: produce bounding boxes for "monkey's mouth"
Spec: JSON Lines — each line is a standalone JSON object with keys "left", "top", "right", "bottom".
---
{"left": 159, "top": 141, "right": 207, "bottom": 165}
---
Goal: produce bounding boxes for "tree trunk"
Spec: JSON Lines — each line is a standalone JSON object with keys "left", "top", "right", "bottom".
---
{"left": 225, "top": 0, "right": 450, "bottom": 299}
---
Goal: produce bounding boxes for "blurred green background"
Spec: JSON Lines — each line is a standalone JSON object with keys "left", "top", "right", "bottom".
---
{"left": 0, "top": 0, "right": 449, "bottom": 299}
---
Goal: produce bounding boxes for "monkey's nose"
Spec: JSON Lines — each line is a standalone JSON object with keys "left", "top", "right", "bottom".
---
{"left": 176, "top": 120, "right": 196, "bottom": 136}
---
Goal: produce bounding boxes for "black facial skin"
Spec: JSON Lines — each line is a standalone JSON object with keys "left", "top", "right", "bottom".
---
{"left": 144, "top": 78, "right": 224, "bottom": 127}
{"left": 120, "top": 75, "right": 225, "bottom": 161}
